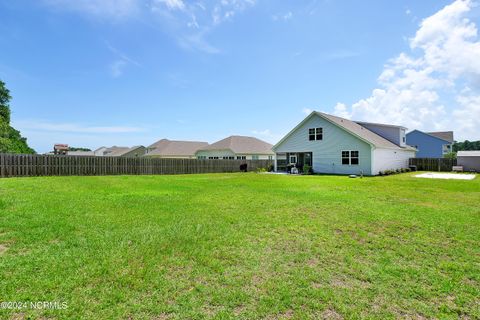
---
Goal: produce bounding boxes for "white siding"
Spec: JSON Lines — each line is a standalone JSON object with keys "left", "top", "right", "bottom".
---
{"left": 372, "top": 148, "right": 415, "bottom": 174}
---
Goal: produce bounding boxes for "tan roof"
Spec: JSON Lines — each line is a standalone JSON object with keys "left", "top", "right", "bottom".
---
{"left": 427, "top": 131, "right": 454, "bottom": 143}
{"left": 104, "top": 146, "right": 132, "bottom": 156}
{"left": 198, "top": 136, "right": 274, "bottom": 155}
{"left": 147, "top": 139, "right": 209, "bottom": 157}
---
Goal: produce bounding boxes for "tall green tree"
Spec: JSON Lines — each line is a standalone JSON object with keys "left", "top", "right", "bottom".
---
{"left": 0, "top": 80, "right": 35, "bottom": 154}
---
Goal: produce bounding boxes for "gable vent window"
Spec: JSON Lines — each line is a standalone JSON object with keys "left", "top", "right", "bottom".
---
{"left": 309, "top": 128, "right": 323, "bottom": 141}
{"left": 341, "top": 151, "right": 359, "bottom": 165}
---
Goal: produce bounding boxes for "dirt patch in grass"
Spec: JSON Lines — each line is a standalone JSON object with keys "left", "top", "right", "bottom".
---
{"left": 265, "top": 309, "right": 294, "bottom": 319}
{"left": 319, "top": 308, "right": 343, "bottom": 319}
{"left": 0, "top": 243, "right": 9, "bottom": 255}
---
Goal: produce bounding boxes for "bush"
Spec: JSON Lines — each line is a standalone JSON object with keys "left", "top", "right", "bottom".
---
{"left": 405, "top": 168, "right": 411, "bottom": 172}
{"left": 256, "top": 167, "right": 267, "bottom": 173}
{"left": 267, "top": 164, "right": 274, "bottom": 172}
{"left": 378, "top": 171, "right": 384, "bottom": 176}
{"left": 303, "top": 164, "right": 313, "bottom": 175}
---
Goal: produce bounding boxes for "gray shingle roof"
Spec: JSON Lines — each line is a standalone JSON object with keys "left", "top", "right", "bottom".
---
{"left": 67, "top": 151, "right": 95, "bottom": 156}
{"left": 198, "top": 136, "right": 274, "bottom": 154}
{"left": 316, "top": 112, "right": 414, "bottom": 150}
{"left": 426, "top": 131, "right": 454, "bottom": 143}
{"left": 103, "top": 146, "right": 131, "bottom": 156}
{"left": 146, "top": 139, "right": 209, "bottom": 157}
{"left": 457, "top": 151, "right": 480, "bottom": 157}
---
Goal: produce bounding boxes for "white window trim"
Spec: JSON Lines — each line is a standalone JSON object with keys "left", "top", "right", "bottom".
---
{"left": 341, "top": 150, "right": 359, "bottom": 166}
{"left": 308, "top": 127, "right": 323, "bottom": 141}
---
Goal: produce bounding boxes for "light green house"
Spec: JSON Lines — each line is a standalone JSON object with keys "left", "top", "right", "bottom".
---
{"left": 273, "top": 112, "right": 416, "bottom": 175}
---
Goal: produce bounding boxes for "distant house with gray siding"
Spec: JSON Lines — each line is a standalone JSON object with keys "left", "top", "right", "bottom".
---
{"left": 457, "top": 151, "right": 480, "bottom": 172}
{"left": 406, "top": 130, "right": 454, "bottom": 158}
{"left": 273, "top": 111, "right": 416, "bottom": 175}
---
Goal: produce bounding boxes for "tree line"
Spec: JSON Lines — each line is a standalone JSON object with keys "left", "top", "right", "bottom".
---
{"left": 0, "top": 80, "right": 35, "bottom": 154}
{"left": 453, "top": 140, "right": 480, "bottom": 152}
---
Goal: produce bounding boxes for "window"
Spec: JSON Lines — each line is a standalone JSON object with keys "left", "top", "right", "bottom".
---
{"left": 289, "top": 155, "right": 297, "bottom": 164}
{"left": 208, "top": 156, "right": 219, "bottom": 160}
{"left": 252, "top": 155, "right": 259, "bottom": 160}
{"left": 402, "top": 136, "right": 406, "bottom": 143}
{"left": 341, "top": 151, "right": 350, "bottom": 165}
{"left": 268, "top": 155, "right": 273, "bottom": 160}
{"left": 222, "top": 156, "right": 234, "bottom": 160}
{"left": 350, "top": 151, "right": 359, "bottom": 165}
{"left": 341, "top": 151, "right": 359, "bottom": 165}
{"left": 197, "top": 156, "right": 206, "bottom": 160}
{"left": 236, "top": 156, "right": 246, "bottom": 160}
{"left": 308, "top": 127, "right": 323, "bottom": 141}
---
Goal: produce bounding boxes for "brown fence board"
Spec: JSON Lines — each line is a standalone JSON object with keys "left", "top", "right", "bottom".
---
{"left": 0, "top": 153, "right": 273, "bottom": 178}
{"left": 409, "top": 158, "right": 457, "bottom": 172}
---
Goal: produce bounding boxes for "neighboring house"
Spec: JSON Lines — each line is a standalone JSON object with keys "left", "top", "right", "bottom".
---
{"left": 103, "top": 146, "right": 146, "bottom": 157}
{"left": 145, "top": 139, "right": 209, "bottom": 159}
{"left": 94, "top": 147, "right": 107, "bottom": 156}
{"left": 67, "top": 151, "right": 95, "bottom": 156}
{"left": 53, "top": 144, "right": 69, "bottom": 155}
{"left": 406, "top": 130, "right": 454, "bottom": 158}
{"left": 457, "top": 151, "right": 480, "bottom": 172}
{"left": 195, "top": 136, "right": 274, "bottom": 160}
{"left": 272, "top": 111, "right": 416, "bottom": 175}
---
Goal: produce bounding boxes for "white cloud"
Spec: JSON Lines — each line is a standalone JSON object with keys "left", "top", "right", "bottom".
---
{"left": 273, "top": 11, "right": 293, "bottom": 21}
{"left": 14, "top": 120, "right": 145, "bottom": 134}
{"left": 153, "top": 0, "right": 185, "bottom": 11}
{"left": 106, "top": 42, "right": 141, "bottom": 77}
{"left": 251, "top": 129, "right": 282, "bottom": 143}
{"left": 43, "top": 0, "right": 140, "bottom": 19}
{"left": 334, "top": 0, "right": 480, "bottom": 140}
{"left": 109, "top": 59, "right": 127, "bottom": 77}
{"left": 302, "top": 108, "right": 313, "bottom": 115}
{"left": 44, "top": 0, "right": 257, "bottom": 54}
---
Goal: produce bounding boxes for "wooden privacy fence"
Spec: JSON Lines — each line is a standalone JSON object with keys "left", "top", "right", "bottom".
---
{"left": 0, "top": 154, "right": 273, "bottom": 178}
{"left": 409, "top": 158, "right": 457, "bottom": 172}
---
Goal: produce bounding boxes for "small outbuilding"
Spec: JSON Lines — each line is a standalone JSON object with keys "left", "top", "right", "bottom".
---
{"left": 457, "top": 151, "right": 480, "bottom": 172}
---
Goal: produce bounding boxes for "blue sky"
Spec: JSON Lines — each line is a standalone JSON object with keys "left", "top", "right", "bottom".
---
{"left": 1, "top": 0, "right": 479, "bottom": 153}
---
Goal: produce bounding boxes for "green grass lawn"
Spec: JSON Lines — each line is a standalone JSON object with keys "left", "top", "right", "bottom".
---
{"left": 0, "top": 173, "right": 479, "bottom": 319}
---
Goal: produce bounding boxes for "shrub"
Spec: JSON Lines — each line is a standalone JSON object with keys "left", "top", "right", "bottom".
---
{"left": 267, "top": 164, "right": 274, "bottom": 172}
{"left": 405, "top": 168, "right": 411, "bottom": 172}
{"left": 378, "top": 171, "right": 384, "bottom": 176}
{"left": 303, "top": 164, "right": 312, "bottom": 175}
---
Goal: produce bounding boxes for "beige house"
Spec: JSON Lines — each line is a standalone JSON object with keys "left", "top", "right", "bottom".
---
{"left": 195, "top": 135, "right": 274, "bottom": 160}
{"left": 145, "top": 139, "right": 209, "bottom": 159}
{"left": 102, "top": 146, "right": 146, "bottom": 157}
